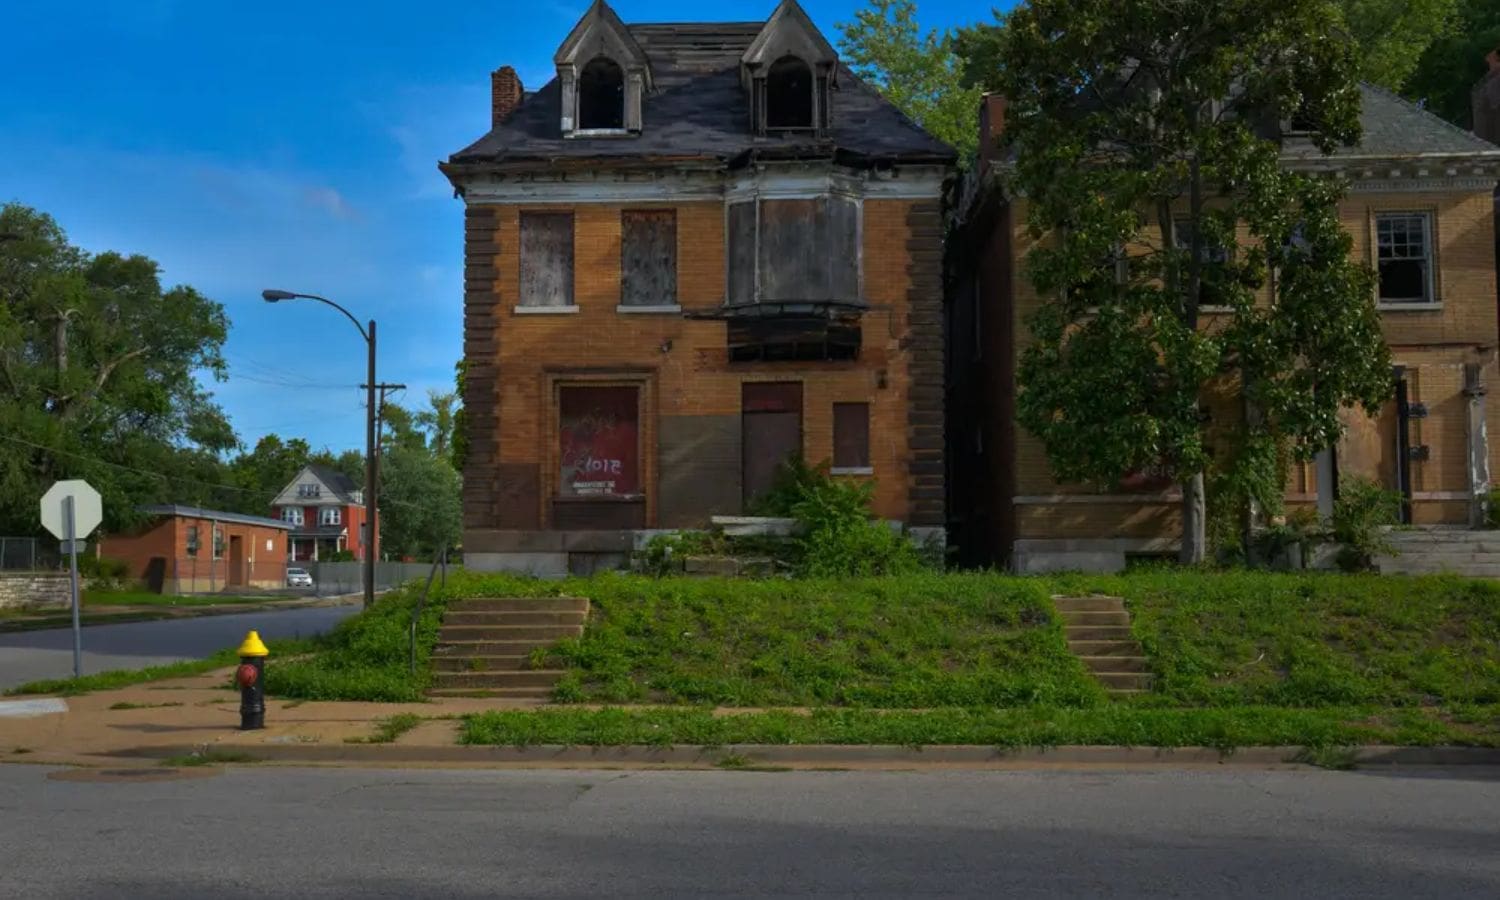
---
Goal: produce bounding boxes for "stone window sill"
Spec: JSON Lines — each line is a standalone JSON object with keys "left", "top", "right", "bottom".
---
{"left": 831, "top": 466, "right": 874, "bottom": 476}
{"left": 1377, "top": 301, "right": 1443, "bottom": 312}
{"left": 513, "top": 305, "right": 580, "bottom": 315}
{"left": 616, "top": 304, "right": 683, "bottom": 315}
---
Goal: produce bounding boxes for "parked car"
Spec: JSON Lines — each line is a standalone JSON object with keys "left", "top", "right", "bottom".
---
{"left": 286, "top": 567, "right": 314, "bottom": 588}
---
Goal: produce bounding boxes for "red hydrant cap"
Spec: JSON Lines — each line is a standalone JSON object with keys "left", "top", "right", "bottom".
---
{"left": 236, "top": 664, "right": 259, "bottom": 689}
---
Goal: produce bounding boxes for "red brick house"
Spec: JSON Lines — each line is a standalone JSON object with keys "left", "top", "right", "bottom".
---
{"left": 271, "top": 465, "right": 374, "bottom": 562}
{"left": 440, "top": 0, "right": 955, "bottom": 574}
{"left": 99, "top": 505, "right": 289, "bottom": 594}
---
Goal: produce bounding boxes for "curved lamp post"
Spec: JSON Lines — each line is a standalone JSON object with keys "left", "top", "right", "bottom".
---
{"left": 262, "top": 289, "right": 377, "bottom": 609}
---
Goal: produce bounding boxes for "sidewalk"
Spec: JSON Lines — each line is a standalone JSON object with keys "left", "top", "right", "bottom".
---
{"left": 5, "top": 670, "right": 1500, "bottom": 771}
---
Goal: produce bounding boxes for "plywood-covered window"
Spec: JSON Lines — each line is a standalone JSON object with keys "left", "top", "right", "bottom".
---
{"left": 832, "top": 402, "right": 871, "bottom": 471}
{"left": 620, "top": 210, "right": 677, "bottom": 307}
{"left": 559, "top": 385, "right": 640, "bottom": 498}
{"left": 727, "top": 197, "right": 860, "bottom": 305}
{"left": 519, "top": 212, "right": 575, "bottom": 308}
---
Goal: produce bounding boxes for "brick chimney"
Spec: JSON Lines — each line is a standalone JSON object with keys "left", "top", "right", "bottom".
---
{"left": 977, "top": 94, "right": 1008, "bottom": 174}
{"left": 491, "top": 66, "right": 525, "bottom": 128}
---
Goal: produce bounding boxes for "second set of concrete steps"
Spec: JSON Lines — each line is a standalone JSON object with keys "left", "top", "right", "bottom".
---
{"left": 429, "top": 597, "right": 589, "bottom": 699}
{"left": 1054, "top": 595, "right": 1153, "bottom": 697}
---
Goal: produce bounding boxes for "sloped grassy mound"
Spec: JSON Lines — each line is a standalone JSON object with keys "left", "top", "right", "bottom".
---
{"left": 439, "top": 571, "right": 1105, "bottom": 708}
{"left": 1053, "top": 570, "right": 1500, "bottom": 707}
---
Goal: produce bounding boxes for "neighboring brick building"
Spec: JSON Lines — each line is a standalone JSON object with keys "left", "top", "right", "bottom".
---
{"left": 99, "top": 505, "right": 289, "bottom": 594}
{"left": 441, "top": 0, "right": 955, "bottom": 573}
{"left": 270, "top": 465, "right": 374, "bottom": 562}
{"left": 950, "top": 85, "right": 1500, "bottom": 571}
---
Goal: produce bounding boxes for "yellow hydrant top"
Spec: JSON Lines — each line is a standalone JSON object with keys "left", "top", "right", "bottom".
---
{"left": 237, "top": 630, "right": 270, "bottom": 658}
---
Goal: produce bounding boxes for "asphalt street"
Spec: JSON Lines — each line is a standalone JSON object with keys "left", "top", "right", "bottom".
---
{"left": 0, "top": 604, "right": 358, "bottom": 689}
{"left": 2, "top": 765, "right": 1498, "bottom": 897}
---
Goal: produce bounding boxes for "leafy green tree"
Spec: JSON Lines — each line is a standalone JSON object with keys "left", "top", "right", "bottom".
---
{"left": 0, "top": 203, "right": 231, "bottom": 533}
{"left": 1405, "top": 0, "right": 1500, "bottom": 125}
{"left": 415, "top": 390, "right": 458, "bottom": 460}
{"left": 451, "top": 360, "right": 469, "bottom": 474}
{"left": 377, "top": 445, "right": 461, "bottom": 559}
{"left": 838, "top": 0, "right": 982, "bottom": 160}
{"left": 1336, "top": 0, "right": 1459, "bottom": 90}
{"left": 378, "top": 401, "right": 427, "bottom": 454}
{"left": 991, "top": 0, "right": 1393, "bottom": 563}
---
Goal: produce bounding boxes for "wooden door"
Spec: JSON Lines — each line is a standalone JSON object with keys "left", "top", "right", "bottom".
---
{"left": 227, "top": 536, "right": 245, "bottom": 587}
{"left": 742, "top": 383, "right": 803, "bottom": 508}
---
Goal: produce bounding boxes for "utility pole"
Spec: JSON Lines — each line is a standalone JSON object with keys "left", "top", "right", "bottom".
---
{"left": 363, "top": 381, "right": 406, "bottom": 568}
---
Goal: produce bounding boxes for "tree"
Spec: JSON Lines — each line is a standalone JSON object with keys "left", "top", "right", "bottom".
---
{"left": 1405, "top": 0, "right": 1500, "bottom": 125}
{"left": 415, "top": 390, "right": 458, "bottom": 460}
{"left": 451, "top": 360, "right": 469, "bottom": 474}
{"left": 838, "top": 0, "right": 983, "bottom": 160}
{"left": 0, "top": 203, "right": 231, "bottom": 533}
{"left": 1335, "top": 0, "right": 1458, "bottom": 90}
{"left": 378, "top": 445, "right": 461, "bottom": 559}
{"left": 991, "top": 0, "right": 1393, "bottom": 563}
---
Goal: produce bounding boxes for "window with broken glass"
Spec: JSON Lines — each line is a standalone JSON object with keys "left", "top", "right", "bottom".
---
{"left": 1376, "top": 213, "right": 1434, "bottom": 304}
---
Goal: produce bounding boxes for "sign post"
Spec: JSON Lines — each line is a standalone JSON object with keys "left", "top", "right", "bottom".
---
{"left": 40, "top": 480, "right": 102, "bottom": 679}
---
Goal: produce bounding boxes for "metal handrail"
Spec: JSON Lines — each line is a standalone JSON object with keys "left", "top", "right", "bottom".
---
{"left": 408, "top": 546, "right": 449, "bottom": 674}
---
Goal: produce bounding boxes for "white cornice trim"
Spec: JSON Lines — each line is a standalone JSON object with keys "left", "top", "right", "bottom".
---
{"left": 460, "top": 164, "right": 947, "bottom": 205}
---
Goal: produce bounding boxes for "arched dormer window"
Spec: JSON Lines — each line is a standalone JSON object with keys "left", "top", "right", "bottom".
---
{"left": 766, "top": 56, "right": 814, "bottom": 129}
{"left": 578, "top": 57, "right": 625, "bottom": 130}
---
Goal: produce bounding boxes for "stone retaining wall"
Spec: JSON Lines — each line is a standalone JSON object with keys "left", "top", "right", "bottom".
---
{"left": 0, "top": 571, "right": 71, "bottom": 611}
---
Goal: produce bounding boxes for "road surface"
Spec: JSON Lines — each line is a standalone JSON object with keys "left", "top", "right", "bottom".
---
{"left": 1, "top": 766, "right": 1497, "bottom": 897}
{"left": 0, "top": 604, "right": 358, "bottom": 689}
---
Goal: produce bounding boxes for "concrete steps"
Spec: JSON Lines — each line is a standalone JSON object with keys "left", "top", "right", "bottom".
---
{"left": 429, "top": 597, "right": 588, "bottom": 698}
{"left": 1055, "top": 595, "right": 1153, "bottom": 698}
{"left": 1377, "top": 529, "right": 1500, "bottom": 577}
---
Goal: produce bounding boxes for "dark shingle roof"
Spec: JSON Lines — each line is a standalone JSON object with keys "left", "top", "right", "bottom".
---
{"left": 137, "top": 505, "right": 290, "bottom": 531}
{"left": 447, "top": 22, "right": 955, "bottom": 168}
{"left": 306, "top": 464, "right": 361, "bottom": 504}
{"left": 1283, "top": 84, "right": 1500, "bottom": 161}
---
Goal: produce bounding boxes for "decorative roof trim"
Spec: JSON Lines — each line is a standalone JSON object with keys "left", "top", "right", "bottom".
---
{"left": 742, "top": 0, "right": 838, "bottom": 70}
{"left": 554, "top": 0, "right": 652, "bottom": 88}
{"left": 459, "top": 162, "right": 946, "bottom": 204}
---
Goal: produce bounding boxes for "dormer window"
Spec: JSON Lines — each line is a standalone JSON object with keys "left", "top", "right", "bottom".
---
{"left": 766, "top": 56, "right": 814, "bottom": 129}
{"left": 554, "top": 0, "right": 651, "bottom": 137}
{"left": 742, "top": 0, "right": 838, "bottom": 136}
{"left": 578, "top": 57, "right": 625, "bottom": 130}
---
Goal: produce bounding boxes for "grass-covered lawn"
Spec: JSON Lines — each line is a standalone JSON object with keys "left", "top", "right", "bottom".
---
{"left": 1053, "top": 570, "right": 1500, "bottom": 708}
{"left": 461, "top": 705, "right": 1500, "bottom": 749}
{"left": 440, "top": 571, "right": 1105, "bottom": 707}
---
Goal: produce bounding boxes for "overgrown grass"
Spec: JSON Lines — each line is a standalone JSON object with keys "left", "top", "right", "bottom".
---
{"left": 346, "top": 713, "right": 424, "bottom": 744}
{"left": 263, "top": 583, "right": 446, "bottom": 702}
{"left": 1052, "top": 570, "right": 1500, "bottom": 707}
{"left": 4, "top": 639, "right": 314, "bottom": 696}
{"left": 439, "top": 570, "right": 1104, "bottom": 707}
{"left": 162, "top": 749, "right": 260, "bottom": 767}
{"left": 460, "top": 705, "right": 1500, "bottom": 749}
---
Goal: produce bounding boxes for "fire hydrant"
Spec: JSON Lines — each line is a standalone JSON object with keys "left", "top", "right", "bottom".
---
{"left": 236, "top": 630, "right": 269, "bottom": 731}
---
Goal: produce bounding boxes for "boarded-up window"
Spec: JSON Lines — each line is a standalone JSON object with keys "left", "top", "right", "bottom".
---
{"left": 559, "top": 386, "right": 640, "bottom": 497}
{"left": 519, "top": 212, "right": 574, "bottom": 307}
{"left": 727, "top": 201, "right": 756, "bottom": 305}
{"left": 621, "top": 210, "right": 677, "bottom": 306}
{"left": 751, "top": 198, "right": 860, "bottom": 303}
{"left": 832, "top": 402, "right": 870, "bottom": 470}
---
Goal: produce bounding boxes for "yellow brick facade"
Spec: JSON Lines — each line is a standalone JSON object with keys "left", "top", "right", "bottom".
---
{"left": 1001, "top": 186, "right": 1499, "bottom": 545}
{"left": 464, "top": 196, "right": 940, "bottom": 530}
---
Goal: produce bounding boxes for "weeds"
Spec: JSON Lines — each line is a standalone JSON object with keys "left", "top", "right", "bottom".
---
{"left": 162, "top": 749, "right": 259, "bottom": 767}
{"left": 347, "top": 713, "right": 424, "bottom": 744}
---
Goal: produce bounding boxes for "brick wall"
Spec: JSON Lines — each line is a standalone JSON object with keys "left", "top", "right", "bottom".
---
{"left": 0, "top": 572, "right": 70, "bottom": 611}
{"left": 462, "top": 194, "right": 942, "bottom": 530}
{"left": 994, "top": 187, "right": 1500, "bottom": 546}
{"left": 100, "top": 515, "right": 289, "bottom": 593}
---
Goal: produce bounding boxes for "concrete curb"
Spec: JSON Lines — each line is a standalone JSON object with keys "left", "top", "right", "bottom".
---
{"left": 112, "top": 742, "right": 1500, "bottom": 770}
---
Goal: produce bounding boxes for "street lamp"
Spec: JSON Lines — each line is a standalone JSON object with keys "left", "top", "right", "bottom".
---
{"left": 262, "top": 289, "right": 378, "bottom": 610}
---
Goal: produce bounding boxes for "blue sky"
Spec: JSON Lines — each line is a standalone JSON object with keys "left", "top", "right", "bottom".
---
{"left": 1, "top": 0, "right": 1002, "bottom": 454}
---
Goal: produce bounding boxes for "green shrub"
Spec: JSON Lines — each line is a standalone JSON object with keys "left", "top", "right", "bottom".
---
{"left": 1486, "top": 488, "right": 1500, "bottom": 529}
{"left": 1330, "top": 477, "right": 1402, "bottom": 570}
{"left": 790, "top": 475, "right": 924, "bottom": 578}
{"left": 263, "top": 582, "right": 448, "bottom": 702}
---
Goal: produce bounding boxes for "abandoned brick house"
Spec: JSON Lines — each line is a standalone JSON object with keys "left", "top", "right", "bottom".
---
{"left": 948, "top": 85, "right": 1500, "bottom": 572}
{"left": 440, "top": 0, "right": 955, "bottom": 573}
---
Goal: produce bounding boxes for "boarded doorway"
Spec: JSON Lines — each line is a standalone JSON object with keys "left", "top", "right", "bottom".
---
{"left": 742, "top": 382, "right": 803, "bottom": 507}
{"left": 227, "top": 535, "right": 245, "bottom": 587}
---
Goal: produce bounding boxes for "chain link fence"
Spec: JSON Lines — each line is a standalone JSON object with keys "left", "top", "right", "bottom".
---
{"left": 0, "top": 537, "right": 57, "bottom": 571}
{"left": 304, "top": 561, "right": 434, "bottom": 597}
